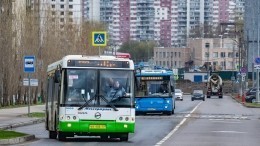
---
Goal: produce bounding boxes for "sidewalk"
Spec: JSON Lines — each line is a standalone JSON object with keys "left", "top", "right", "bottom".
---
{"left": 0, "top": 104, "right": 45, "bottom": 130}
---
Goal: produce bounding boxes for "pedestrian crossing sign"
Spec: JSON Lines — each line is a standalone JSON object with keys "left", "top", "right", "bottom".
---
{"left": 92, "top": 31, "right": 107, "bottom": 46}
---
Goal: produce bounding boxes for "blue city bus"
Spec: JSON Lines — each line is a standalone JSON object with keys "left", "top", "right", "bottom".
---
{"left": 135, "top": 69, "right": 175, "bottom": 115}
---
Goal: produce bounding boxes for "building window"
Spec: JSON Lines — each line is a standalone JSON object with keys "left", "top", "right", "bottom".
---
{"left": 61, "top": 5, "right": 64, "bottom": 9}
{"left": 60, "top": 0, "right": 64, "bottom": 2}
{"left": 60, "top": 18, "right": 64, "bottom": 22}
{"left": 69, "top": 5, "right": 73, "bottom": 9}
{"left": 52, "top": 11, "right": 55, "bottom": 15}
{"left": 205, "top": 43, "right": 210, "bottom": 49}
{"left": 69, "top": 18, "right": 73, "bottom": 22}
{"left": 228, "top": 52, "right": 233, "bottom": 58}
{"left": 60, "top": 11, "right": 64, "bottom": 15}
{"left": 205, "top": 52, "right": 209, "bottom": 58}
{"left": 51, "top": 5, "right": 55, "bottom": 8}
{"left": 69, "top": 0, "right": 73, "bottom": 2}
{"left": 220, "top": 52, "right": 225, "bottom": 58}
{"left": 68, "top": 11, "right": 73, "bottom": 15}
{"left": 213, "top": 52, "right": 218, "bottom": 58}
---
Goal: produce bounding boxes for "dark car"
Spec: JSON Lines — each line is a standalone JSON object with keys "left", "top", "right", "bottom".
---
{"left": 246, "top": 88, "right": 260, "bottom": 96}
{"left": 245, "top": 94, "right": 257, "bottom": 103}
{"left": 191, "top": 89, "right": 205, "bottom": 101}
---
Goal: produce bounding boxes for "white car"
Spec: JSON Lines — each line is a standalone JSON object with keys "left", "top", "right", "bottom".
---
{"left": 174, "top": 89, "right": 183, "bottom": 101}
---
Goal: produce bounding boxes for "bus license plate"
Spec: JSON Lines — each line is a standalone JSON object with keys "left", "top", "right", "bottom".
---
{"left": 89, "top": 125, "right": 106, "bottom": 129}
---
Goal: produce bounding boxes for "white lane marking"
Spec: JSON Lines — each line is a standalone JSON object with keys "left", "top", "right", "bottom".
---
{"left": 209, "top": 119, "right": 242, "bottom": 124}
{"left": 154, "top": 101, "right": 203, "bottom": 146}
{"left": 211, "top": 131, "right": 247, "bottom": 134}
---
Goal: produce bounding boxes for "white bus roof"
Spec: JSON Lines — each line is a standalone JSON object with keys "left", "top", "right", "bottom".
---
{"left": 47, "top": 55, "right": 134, "bottom": 72}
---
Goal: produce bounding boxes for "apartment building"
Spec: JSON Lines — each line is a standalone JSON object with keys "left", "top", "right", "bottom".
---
{"left": 187, "top": 38, "right": 239, "bottom": 70}
{"left": 35, "top": 0, "right": 244, "bottom": 48}
{"left": 153, "top": 47, "right": 191, "bottom": 69}
{"left": 40, "top": 0, "right": 82, "bottom": 25}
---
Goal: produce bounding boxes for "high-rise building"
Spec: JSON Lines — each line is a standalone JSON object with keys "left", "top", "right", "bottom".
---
{"left": 40, "top": 0, "right": 82, "bottom": 25}
{"left": 43, "top": 0, "right": 244, "bottom": 48}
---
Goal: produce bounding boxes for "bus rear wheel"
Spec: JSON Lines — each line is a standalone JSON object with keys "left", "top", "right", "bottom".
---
{"left": 49, "top": 131, "right": 57, "bottom": 139}
{"left": 58, "top": 132, "right": 66, "bottom": 141}
{"left": 120, "top": 133, "right": 128, "bottom": 141}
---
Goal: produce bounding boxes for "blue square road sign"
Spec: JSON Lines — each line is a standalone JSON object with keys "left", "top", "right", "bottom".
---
{"left": 24, "top": 56, "right": 35, "bottom": 73}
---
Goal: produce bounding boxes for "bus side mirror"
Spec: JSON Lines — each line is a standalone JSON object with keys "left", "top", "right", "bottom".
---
{"left": 54, "top": 70, "right": 61, "bottom": 83}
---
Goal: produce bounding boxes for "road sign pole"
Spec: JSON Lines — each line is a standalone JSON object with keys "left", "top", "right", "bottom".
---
{"left": 28, "top": 73, "right": 31, "bottom": 117}
{"left": 24, "top": 55, "right": 35, "bottom": 116}
{"left": 99, "top": 46, "right": 100, "bottom": 56}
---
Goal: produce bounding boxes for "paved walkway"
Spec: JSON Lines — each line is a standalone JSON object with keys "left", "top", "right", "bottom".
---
{"left": 0, "top": 105, "right": 45, "bottom": 130}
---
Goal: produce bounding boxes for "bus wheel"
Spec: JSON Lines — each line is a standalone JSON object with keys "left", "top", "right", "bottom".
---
{"left": 171, "top": 109, "right": 174, "bottom": 115}
{"left": 120, "top": 133, "right": 128, "bottom": 141}
{"left": 58, "top": 132, "right": 66, "bottom": 141}
{"left": 49, "top": 131, "right": 57, "bottom": 139}
{"left": 101, "top": 135, "right": 109, "bottom": 141}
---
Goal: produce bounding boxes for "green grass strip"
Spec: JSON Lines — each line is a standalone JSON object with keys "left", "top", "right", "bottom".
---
{"left": 244, "top": 102, "right": 260, "bottom": 108}
{"left": 0, "top": 130, "right": 27, "bottom": 139}
{"left": 28, "top": 112, "right": 45, "bottom": 118}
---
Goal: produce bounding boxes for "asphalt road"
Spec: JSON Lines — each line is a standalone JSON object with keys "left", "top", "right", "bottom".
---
{"left": 160, "top": 95, "right": 260, "bottom": 146}
{"left": 13, "top": 95, "right": 260, "bottom": 146}
{"left": 13, "top": 95, "right": 195, "bottom": 146}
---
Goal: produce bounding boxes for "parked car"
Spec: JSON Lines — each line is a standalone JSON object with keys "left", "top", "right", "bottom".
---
{"left": 174, "top": 89, "right": 183, "bottom": 101}
{"left": 191, "top": 89, "right": 205, "bottom": 101}
{"left": 245, "top": 94, "right": 257, "bottom": 103}
{"left": 246, "top": 88, "right": 260, "bottom": 96}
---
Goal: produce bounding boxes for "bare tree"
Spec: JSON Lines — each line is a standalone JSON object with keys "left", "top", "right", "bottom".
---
{"left": 0, "top": 1, "right": 107, "bottom": 107}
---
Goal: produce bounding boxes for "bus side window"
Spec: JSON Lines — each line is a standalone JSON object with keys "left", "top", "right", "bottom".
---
{"left": 47, "top": 77, "right": 54, "bottom": 102}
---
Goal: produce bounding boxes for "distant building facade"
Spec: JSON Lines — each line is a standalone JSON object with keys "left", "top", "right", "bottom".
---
{"left": 187, "top": 38, "right": 239, "bottom": 71}
{"left": 153, "top": 47, "right": 191, "bottom": 69}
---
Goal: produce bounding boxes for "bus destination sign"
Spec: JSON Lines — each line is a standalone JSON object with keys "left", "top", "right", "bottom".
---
{"left": 67, "top": 60, "right": 130, "bottom": 68}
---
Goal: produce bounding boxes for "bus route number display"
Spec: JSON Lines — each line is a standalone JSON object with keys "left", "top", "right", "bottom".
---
{"left": 67, "top": 60, "right": 130, "bottom": 68}
{"left": 141, "top": 77, "right": 163, "bottom": 81}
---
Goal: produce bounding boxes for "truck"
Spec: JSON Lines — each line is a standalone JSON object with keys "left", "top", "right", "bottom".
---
{"left": 206, "top": 74, "right": 223, "bottom": 98}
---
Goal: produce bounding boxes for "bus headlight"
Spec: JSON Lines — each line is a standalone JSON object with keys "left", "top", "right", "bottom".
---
{"left": 165, "top": 106, "right": 168, "bottom": 108}
{"left": 166, "top": 100, "right": 170, "bottom": 103}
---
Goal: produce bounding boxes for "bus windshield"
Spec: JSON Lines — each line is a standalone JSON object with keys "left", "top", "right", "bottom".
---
{"left": 63, "top": 69, "right": 133, "bottom": 107}
{"left": 136, "top": 80, "right": 171, "bottom": 97}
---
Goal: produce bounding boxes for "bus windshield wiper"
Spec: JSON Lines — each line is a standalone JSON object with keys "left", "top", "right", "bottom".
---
{"left": 78, "top": 94, "right": 118, "bottom": 111}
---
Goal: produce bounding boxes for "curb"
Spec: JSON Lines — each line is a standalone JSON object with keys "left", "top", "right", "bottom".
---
{"left": 0, "top": 118, "right": 45, "bottom": 130}
{"left": 0, "top": 134, "right": 35, "bottom": 145}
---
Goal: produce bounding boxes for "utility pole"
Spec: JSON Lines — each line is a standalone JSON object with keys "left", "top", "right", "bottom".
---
{"left": 205, "top": 42, "right": 210, "bottom": 79}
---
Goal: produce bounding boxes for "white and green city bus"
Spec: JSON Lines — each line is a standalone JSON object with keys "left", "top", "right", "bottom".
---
{"left": 46, "top": 55, "right": 135, "bottom": 141}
